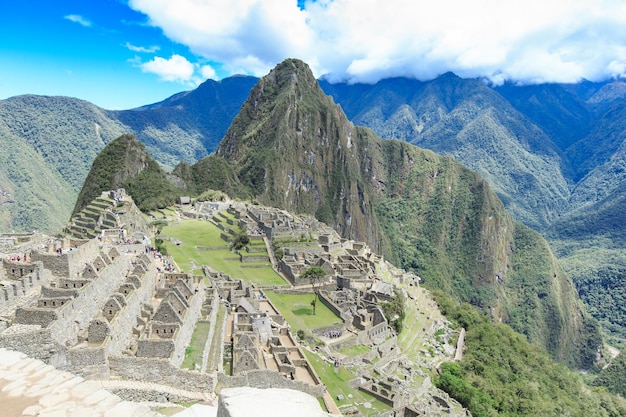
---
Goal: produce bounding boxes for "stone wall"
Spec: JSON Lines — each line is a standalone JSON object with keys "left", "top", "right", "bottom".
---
{"left": 105, "top": 266, "right": 157, "bottom": 356}
{"left": 41, "top": 286, "right": 78, "bottom": 298}
{"left": 66, "top": 346, "right": 108, "bottom": 376}
{"left": 217, "top": 369, "right": 323, "bottom": 398}
{"left": 3, "top": 259, "right": 39, "bottom": 279}
{"left": 318, "top": 291, "right": 350, "bottom": 323}
{"left": 170, "top": 280, "right": 205, "bottom": 366}
{"left": 109, "top": 356, "right": 216, "bottom": 392}
{"left": 0, "top": 260, "right": 47, "bottom": 311}
{"left": 31, "top": 239, "right": 100, "bottom": 278}
{"left": 239, "top": 254, "right": 269, "bottom": 263}
{"left": 15, "top": 308, "right": 58, "bottom": 327}
{"left": 47, "top": 253, "right": 132, "bottom": 347}
{"left": 0, "top": 325, "right": 63, "bottom": 363}
{"left": 112, "top": 387, "right": 205, "bottom": 404}
{"left": 137, "top": 339, "right": 174, "bottom": 358}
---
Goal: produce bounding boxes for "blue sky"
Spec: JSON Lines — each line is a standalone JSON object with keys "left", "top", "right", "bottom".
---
{"left": 2, "top": 0, "right": 626, "bottom": 110}
{"left": 0, "top": 0, "right": 209, "bottom": 109}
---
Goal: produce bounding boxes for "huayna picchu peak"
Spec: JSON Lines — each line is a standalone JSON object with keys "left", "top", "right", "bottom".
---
{"left": 173, "top": 59, "right": 600, "bottom": 370}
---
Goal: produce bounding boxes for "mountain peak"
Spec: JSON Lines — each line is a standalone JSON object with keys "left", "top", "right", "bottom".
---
{"left": 266, "top": 58, "right": 318, "bottom": 87}
{"left": 216, "top": 58, "right": 343, "bottom": 162}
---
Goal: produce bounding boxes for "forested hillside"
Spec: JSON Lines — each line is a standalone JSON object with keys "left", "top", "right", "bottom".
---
{"left": 182, "top": 59, "right": 600, "bottom": 368}
{"left": 4, "top": 58, "right": 626, "bottom": 354}
{"left": 0, "top": 78, "right": 255, "bottom": 232}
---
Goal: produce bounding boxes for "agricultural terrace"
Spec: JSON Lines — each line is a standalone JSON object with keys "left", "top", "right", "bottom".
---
{"left": 303, "top": 350, "right": 392, "bottom": 416}
{"left": 181, "top": 321, "right": 211, "bottom": 370}
{"left": 159, "top": 219, "right": 287, "bottom": 287}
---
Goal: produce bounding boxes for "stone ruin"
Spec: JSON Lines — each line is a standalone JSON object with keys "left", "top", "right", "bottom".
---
{"left": 0, "top": 199, "right": 465, "bottom": 416}
{"left": 0, "top": 233, "right": 216, "bottom": 402}
{"left": 208, "top": 271, "right": 315, "bottom": 378}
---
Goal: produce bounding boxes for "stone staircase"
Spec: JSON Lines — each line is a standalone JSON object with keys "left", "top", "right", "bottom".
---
{"left": 64, "top": 197, "right": 120, "bottom": 239}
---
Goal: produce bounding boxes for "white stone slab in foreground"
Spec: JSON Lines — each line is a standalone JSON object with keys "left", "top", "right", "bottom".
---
{"left": 216, "top": 387, "right": 331, "bottom": 417}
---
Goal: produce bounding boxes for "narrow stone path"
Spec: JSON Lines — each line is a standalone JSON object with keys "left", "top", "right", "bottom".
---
{"left": 454, "top": 328, "right": 466, "bottom": 361}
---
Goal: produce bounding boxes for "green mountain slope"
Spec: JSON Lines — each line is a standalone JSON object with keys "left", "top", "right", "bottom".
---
{"left": 0, "top": 124, "right": 75, "bottom": 232}
{"left": 0, "top": 95, "right": 128, "bottom": 191}
{"left": 187, "top": 59, "right": 599, "bottom": 368}
{"left": 0, "top": 78, "right": 257, "bottom": 232}
{"left": 565, "top": 100, "right": 626, "bottom": 182}
{"left": 437, "top": 298, "right": 626, "bottom": 416}
{"left": 321, "top": 75, "right": 570, "bottom": 230}
{"left": 0, "top": 95, "right": 125, "bottom": 232}
{"left": 112, "top": 75, "right": 258, "bottom": 169}
{"left": 494, "top": 81, "right": 597, "bottom": 153}
{"left": 593, "top": 351, "right": 626, "bottom": 397}
{"left": 547, "top": 141, "right": 626, "bottom": 342}
{"left": 73, "top": 134, "right": 180, "bottom": 216}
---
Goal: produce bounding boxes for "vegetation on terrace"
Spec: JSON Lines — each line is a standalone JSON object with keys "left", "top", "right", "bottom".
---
{"left": 303, "top": 349, "right": 392, "bottom": 416}
{"left": 435, "top": 293, "right": 626, "bottom": 417}
{"left": 182, "top": 321, "right": 211, "bottom": 370}
{"left": 263, "top": 290, "right": 340, "bottom": 335}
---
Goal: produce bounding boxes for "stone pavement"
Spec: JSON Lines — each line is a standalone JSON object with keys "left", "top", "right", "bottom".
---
{"left": 0, "top": 348, "right": 160, "bottom": 417}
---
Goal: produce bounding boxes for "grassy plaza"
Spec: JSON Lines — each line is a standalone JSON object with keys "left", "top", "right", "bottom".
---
{"left": 160, "top": 219, "right": 287, "bottom": 287}
{"left": 263, "top": 290, "right": 341, "bottom": 334}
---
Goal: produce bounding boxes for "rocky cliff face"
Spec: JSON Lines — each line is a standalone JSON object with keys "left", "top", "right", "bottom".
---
{"left": 215, "top": 59, "right": 384, "bottom": 249}
{"left": 192, "top": 59, "right": 599, "bottom": 368}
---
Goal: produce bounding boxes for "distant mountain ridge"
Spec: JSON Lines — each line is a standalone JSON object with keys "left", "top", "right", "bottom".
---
{"left": 3, "top": 62, "right": 626, "bottom": 344}
{"left": 0, "top": 77, "right": 256, "bottom": 232}
{"left": 3, "top": 69, "right": 622, "bottom": 236}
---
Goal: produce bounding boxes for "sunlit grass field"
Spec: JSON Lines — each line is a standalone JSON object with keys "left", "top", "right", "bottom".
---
{"left": 263, "top": 290, "right": 341, "bottom": 332}
{"left": 160, "top": 219, "right": 287, "bottom": 287}
{"left": 181, "top": 321, "right": 211, "bottom": 370}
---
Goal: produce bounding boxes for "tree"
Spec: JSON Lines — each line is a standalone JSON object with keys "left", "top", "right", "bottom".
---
{"left": 380, "top": 289, "right": 406, "bottom": 334}
{"left": 229, "top": 227, "right": 250, "bottom": 251}
{"left": 301, "top": 266, "right": 326, "bottom": 315}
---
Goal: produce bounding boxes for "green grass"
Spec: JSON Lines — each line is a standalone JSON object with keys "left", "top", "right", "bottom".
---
{"left": 338, "top": 343, "right": 369, "bottom": 357}
{"left": 160, "top": 219, "right": 287, "bottom": 286}
{"left": 303, "top": 350, "right": 391, "bottom": 416}
{"left": 264, "top": 290, "right": 341, "bottom": 332}
{"left": 181, "top": 321, "right": 211, "bottom": 370}
{"left": 397, "top": 298, "right": 424, "bottom": 353}
{"left": 208, "top": 303, "right": 227, "bottom": 374}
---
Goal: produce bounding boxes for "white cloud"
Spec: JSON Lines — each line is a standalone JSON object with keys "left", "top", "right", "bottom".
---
{"left": 200, "top": 65, "right": 218, "bottom": 80}
{"left": 140, "top": 54, "right": 196, "bottom": 83}
{"left": 124, "top": 42, "right": 160, "bottom": 53}
{"left": 129, "top": 0, "right": 626, "bottom": 84}
{"left": 64, "top": 14, "right": 92, "bottom": 27}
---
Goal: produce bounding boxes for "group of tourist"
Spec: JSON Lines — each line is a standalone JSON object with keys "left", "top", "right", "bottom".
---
{"left": 5, "top": 253, "right": 29, "bottom": 262}
{"left": 146, "top": 245, "right": 175, "bottom": 272}
{"left": 323, "top": 330, "right": 343, "bottom": 339}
